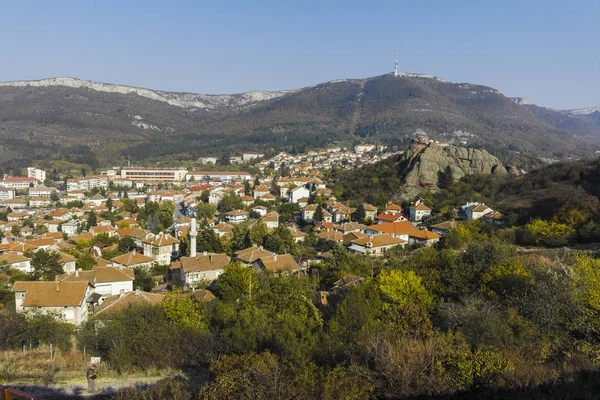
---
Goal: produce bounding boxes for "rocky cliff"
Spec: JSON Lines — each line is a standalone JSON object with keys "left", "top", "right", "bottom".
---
{"left": 399, "top": 140, "right": 516, "bottom": 191}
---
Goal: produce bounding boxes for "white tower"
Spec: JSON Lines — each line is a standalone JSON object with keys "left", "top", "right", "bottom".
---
{"left": 394, "top": 48, "right": 399, "bottom": 77}
{"left": 190, "top": 218, "right": 197, "bottom": 257}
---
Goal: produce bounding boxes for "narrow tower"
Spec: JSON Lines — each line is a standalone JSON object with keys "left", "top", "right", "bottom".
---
{"left": 394, "top": 48, "right": 399, "bottom": 77}
{"left": 190, "top": 217, "right": 197, "bottom": 257}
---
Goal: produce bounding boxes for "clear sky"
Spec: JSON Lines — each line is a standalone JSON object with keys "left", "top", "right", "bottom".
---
{"left": 0, "top": 0, "right": 598, "bottom": 109}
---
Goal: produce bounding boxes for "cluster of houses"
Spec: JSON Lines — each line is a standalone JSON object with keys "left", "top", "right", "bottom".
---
{"left": 1, "top": 159, "right": 504, "bottom": 328}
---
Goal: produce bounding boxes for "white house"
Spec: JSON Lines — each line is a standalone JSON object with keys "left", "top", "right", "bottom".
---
{"left": 27, "top": 167, "right": 46, "bottom": 182}
{"left": 12, "top": 281, "right": 93, "bottom": 326}
{"left": 224, "top": 209, "right": 249, "bottom": 223}
{"left": 0, "top": 253, "right": 32, "bottom": 273}
{"left": 465, "top": 203, "right": 493, "bottom": 220}
{"left": 409, "top": 203, "right": 432, "bottom": 222}
{"left": 61, "top": 220, "right": 80, "bottom": 236}
{"left": 288, "top": 186, "right": 311, "bottom": 204}
{"left": 143, "top": 234, "right": 180, "bottom": 265}
{"left": 57, "top": 267, "right": 135, "bottom": 301}
{"left": 0, "top": 186, "right": 16, "bottom": 201}
{"left": 170, "top": 253, "right": 230, "bottom": 287}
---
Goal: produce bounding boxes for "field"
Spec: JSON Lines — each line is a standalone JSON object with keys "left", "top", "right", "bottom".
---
{"left": 0, "top": 346, "right": 179, "bottom": 399}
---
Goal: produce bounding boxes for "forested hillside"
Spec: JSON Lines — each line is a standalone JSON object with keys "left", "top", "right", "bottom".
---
{"left": 1, "top": 75, "right": 599, "bottom": 172}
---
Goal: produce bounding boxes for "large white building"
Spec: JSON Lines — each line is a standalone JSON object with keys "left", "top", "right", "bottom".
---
{"left": 27, "top": 167, "right": 46, "bottom": 182}
{"left": 121, "top": 167, "right": 187, "bottom": 182}
{"left": 186, "top": 171, "right": 251, "bottom": 182}
{"left": 0, "top": 186, "right": 16, "bottom": 201}
{"left": 242, "top": 152, "right": 265, "bottom": 161}
{"left": 0, "top": 177, "right": 40, "bottom": 188}
{"left": 67, "top": 176, "right": 109, "bottom": 192}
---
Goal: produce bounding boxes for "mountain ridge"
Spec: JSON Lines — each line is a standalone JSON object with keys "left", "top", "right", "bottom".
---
{"left": 0, "top": 74, "right": 599, "bottom": 170}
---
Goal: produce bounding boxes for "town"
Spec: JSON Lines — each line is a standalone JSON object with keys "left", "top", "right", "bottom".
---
{"left": 0, "top": 143, "right": 504, "bottom": 327}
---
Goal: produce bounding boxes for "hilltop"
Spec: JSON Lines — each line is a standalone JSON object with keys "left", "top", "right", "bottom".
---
{"left": 0, "top": 74, "right": 598, "bottom": 170}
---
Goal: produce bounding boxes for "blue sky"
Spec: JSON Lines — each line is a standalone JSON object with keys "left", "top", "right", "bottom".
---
{"left": 0, "top": 0, "right": 598, "bottom": 109}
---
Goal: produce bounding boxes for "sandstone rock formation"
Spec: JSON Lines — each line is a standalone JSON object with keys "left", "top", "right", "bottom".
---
{"left": 400, "top": 140, "right": 509, "bottom": 189}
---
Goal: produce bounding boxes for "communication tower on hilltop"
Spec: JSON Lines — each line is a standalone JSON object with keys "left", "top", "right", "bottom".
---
{"left": 394, "top": 49, "right": 399, "bottom": 77}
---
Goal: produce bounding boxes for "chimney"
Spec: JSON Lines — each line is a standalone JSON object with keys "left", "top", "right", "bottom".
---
{"left": 190, "top": 218, "right": 197, "bottom": 258}
{"left": 56, "top": 281, "right": 60, "bottom": 292}
{"left": 132, "top": 249, "right": 136, "bottom": 256}
{"left": 75, "top": 269, "right": 80, "bottom": 277}
{"left": 203, "top": 251, "right": 207, "bottom": 256}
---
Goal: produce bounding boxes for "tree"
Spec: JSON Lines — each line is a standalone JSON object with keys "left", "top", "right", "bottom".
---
{"left": 377, "top": 269, "right": 434, "bottom": 333}
{"left": 197, "top": 226, "right": 223, "bottom": 253}
{"left": 215, "top": 262, "right": 258, "bottom": 301}
{"left": 439, "top": 165, "right": 454, "bottom": 189}
{"left": 87, "top": 211, "right": 97, "bottom": 228}
{"left": 106, "top": 197, "right": 113, "bottom": 212}
{"left": 200, "top": 190, "right": 210, "bottom": 203}
{"left": 30, "top": 249, "right": 64, "bottom": 280}
{"left": 160, "top": 290, "right": 207, "bottom": 329}
{"left": 196, "top": 203, "right": 216, "bottom": 221}
{"left": 249, "top": 220, "right": 269, "bottom": 246}
{"left": 218, "top": 191, "right": 243, "bottom": 213}
{"left": 118, "top": 236, "right": 137, "bottom": 253}
{"left": 521, "top": 218, "right": 575, "bottom": 247}
{"left": 219, "top": 154, "right": 231, "bottom": 165}
{"left": 76, "top": 252, "right": 96, "bottom": 271}
{"left": 133, "top": 267, "right": 154, "bottom": 291}
{"left": 244, "top": 181, "right": 251, "bottom": 196}
{"left": 354, "top": 203, "right": 366, "bottom": 223}
{"left": 146, "top": 214, "right": 162, "bottom": 234}
{"left": 264, "top": 225, "right": 296, "bottom": 255}
{"left": 314, "top": 206, "right": 324, "bottom": 223}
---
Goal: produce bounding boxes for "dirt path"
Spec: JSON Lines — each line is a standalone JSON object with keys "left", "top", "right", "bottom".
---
{"left": 4, "top": 372, "right": 177, "bottom": 399}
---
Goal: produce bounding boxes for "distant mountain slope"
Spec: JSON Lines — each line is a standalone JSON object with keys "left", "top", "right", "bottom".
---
{"left": 0, "top": 75, "right": 597, "bottom": 170}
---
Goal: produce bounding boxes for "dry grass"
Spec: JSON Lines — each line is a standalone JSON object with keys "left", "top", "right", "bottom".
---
{"left": 0, "top": 346, "right": 178, "bottom": 398}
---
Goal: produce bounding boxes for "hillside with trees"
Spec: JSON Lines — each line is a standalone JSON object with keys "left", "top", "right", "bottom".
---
{"left": 0, "top": 74, "right": 598, "bottom": 172}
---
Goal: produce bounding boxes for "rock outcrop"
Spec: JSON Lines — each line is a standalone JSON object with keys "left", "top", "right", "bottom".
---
{"left": 400, "top": 140, "right": 509, "bottom": 189}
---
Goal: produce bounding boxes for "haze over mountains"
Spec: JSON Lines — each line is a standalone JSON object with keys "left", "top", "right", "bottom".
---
{"left": 0, "top": 74, "right": 598, "bottom": 169}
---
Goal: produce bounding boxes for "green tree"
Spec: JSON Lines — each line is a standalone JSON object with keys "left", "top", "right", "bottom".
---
{"left": 196, "top": 202, "right": 217, "bottom": 221}
{"left": 314, "top": 206, "right": 324, "bottom": 223}
{"left": 215, "top": 262, "right": 258, "bottom": 301}
{"left": 133, "top": 267, "right": 154, "bottom": 291}
{"left": 30, "top": 249, "right": 64, "bottom": 280}
{"left": 249, "top": 220, "right": 269, "bottom": 246}
{"left": 118, "top": 236, "right": 137, "bottom": 253}
{"left": 87, "top": 211, "right": 97, "bottom": 228}
{"left": 76, "top": 252, "right": 96, "bottom": 270}
{"left": 439, "top": 165, "right": 455, "bottom": 189}
{"left": 353, "top": 203, "right": 366, "bottom": 223}
{"left": 160, "top": 290, "right": 207, "bottom": 329}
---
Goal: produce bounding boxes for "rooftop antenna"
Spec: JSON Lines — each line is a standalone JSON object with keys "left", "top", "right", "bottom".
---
{"left": 394, "top": 48, "right": 399, "bottom": 77}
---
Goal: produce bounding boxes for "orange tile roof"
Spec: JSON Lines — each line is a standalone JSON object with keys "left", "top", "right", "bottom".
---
{"left": 256, "top": 254, "right": 298, "bottom": 273}
{"left": 12, "top": 281, "right": 90, "bottom": 307}
{"left": 367, "top": 221, "right": 419, "bottom": 236}
{"left": 234, "top": 246, "right": 273, "bottom": 263}
{"left": 111, "top": 251, "right": 155, "bottom": 266}
{"left": 409, "top": 230, "right": 441, "bottom": 240}
{"left": 351, "top": 233, "right": 405, "bottom": 248}
{"left": 176, "top": 253, "right": 230, "bottom": 273}
{"left": 95, "top": 290, "right": 164, "bottom": 315}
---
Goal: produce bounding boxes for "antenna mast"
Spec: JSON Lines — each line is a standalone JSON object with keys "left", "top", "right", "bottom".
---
{"left": 394, "top": 48, "right": 399, "bottom": 77}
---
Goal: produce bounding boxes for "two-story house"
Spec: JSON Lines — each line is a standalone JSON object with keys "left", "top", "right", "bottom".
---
{"left": 143, "top": 234, "right": 180, "bottom": 265}
{"left": 12, "top": 281, "right": 94, "bottom": 326}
